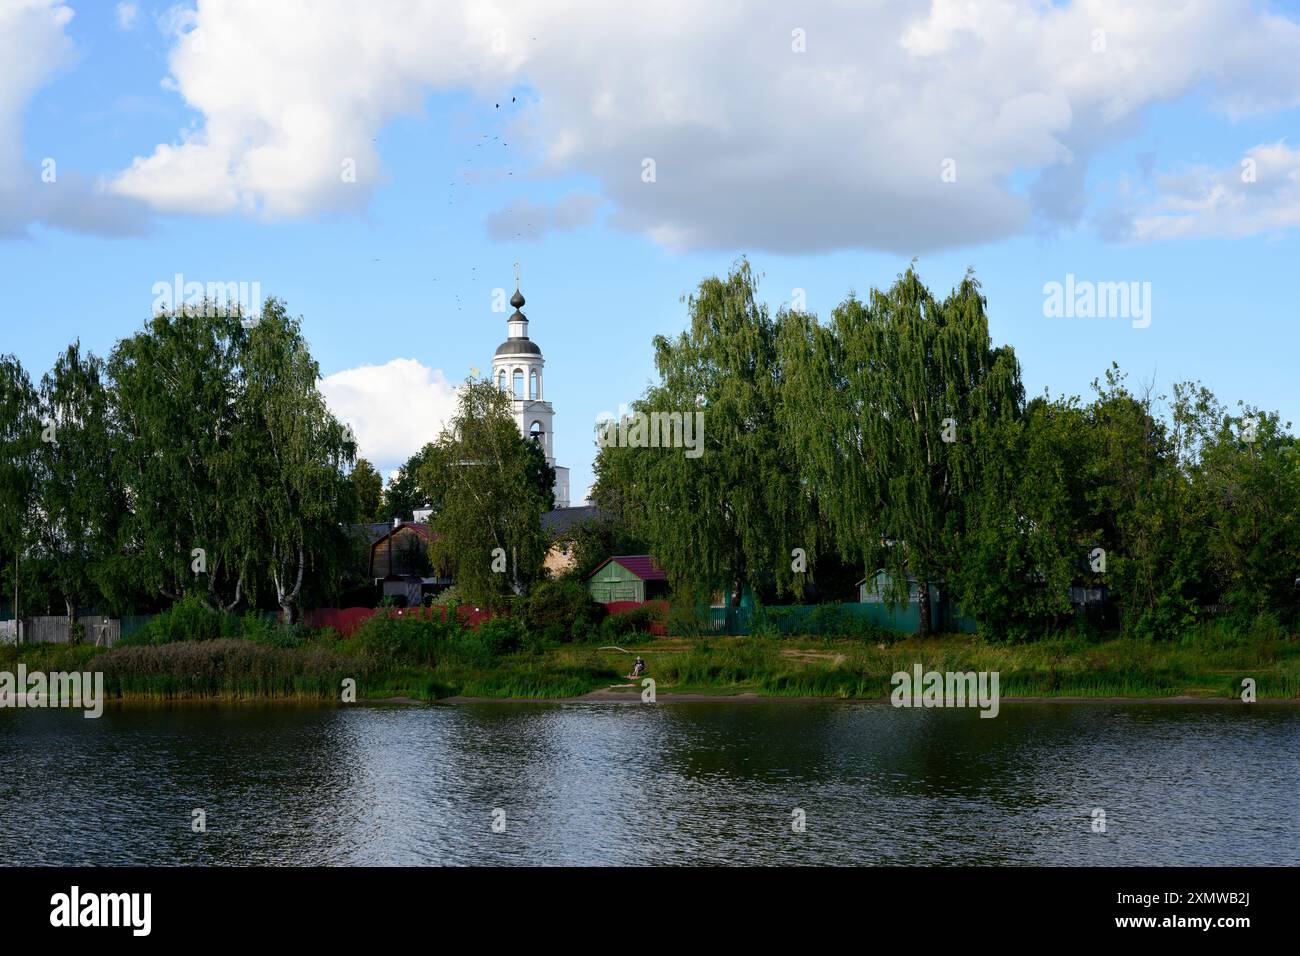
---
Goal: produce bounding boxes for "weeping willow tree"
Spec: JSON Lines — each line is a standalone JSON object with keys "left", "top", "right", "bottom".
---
{"left": 779, "top": 266, "right": 1022, "bottom": 635}
{"left": 421, "top": 379, "right": 549, "bottom": 604}
{"left": 594, "top": 260, "right": 817, "bottom": 606}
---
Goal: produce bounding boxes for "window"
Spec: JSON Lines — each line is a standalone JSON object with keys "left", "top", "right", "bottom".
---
{"left": 530, "top": 421, "right": 543, "bottom": 441}
{"left": 497, "top": 371, "right": 506, "bottom": 392}
{"left": 512, "top": 369, "right": 523, "bottom": 398}
{"left": 529, "top": 369, "right": 539, "bottom": 400}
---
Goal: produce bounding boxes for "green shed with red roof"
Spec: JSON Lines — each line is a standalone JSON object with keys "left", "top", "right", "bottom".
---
{"left": 584, "top": 555, "right": 669, "bottom": 604}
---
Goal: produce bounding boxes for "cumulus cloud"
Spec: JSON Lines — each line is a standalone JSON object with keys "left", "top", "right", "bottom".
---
{"left": 0, "top": 0, "right": 1292, "bottom": 251}
{"left": 320, "top": 359, "right": 459, "bottom": 472}
{"left": 1116, "top": 142, "right": 1300, "bottom": 242}
{"left": 0, "top": 0, "right": 153, "bottom": 238}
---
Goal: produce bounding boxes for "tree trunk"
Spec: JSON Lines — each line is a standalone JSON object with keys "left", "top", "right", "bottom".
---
{"left": 221, "top": 573, "right": 244, "bottom": 613}
{"left": 65, "top": 596, "right": 78, "bottom": 644}
{"left": 275, "top": 547, "right": 305, "bottom": 625}
{"left": 917, "top": 580, "right": 932, "bottom": 638}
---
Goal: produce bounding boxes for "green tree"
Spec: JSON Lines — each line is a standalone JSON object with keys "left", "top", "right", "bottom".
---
{"left": 420, "top": 379, "right": 549, "bottom": 603}
{"left": 523, "top": 434, "right": 557, "bottom": 513}
{"left": 36, "top": 342, "right": 125, "bottom": 635}
{"left": 236, "top": 300, "right": 355, "bottom": 621}
{"left": 109, "top": 299, "right": 353, "bottom": 619}
{"left": 559, "top": 513, "right": 647, "bottom": 582}
{"left": 1192, "top": 405, "right": 1299, "bottom": 620}
{"left": 348, "top": 458, "right": 383, "bottom": 522}
{"left": 779, "top": 266, "right": 1022, "bottom": 635}
{"left": 381, "top": 444, "right": 436, "bottom": 521}
{"left": 0, "top": 355, "right": 39, "bottom": 634}
{"left": 952, "top": 395, "right": 1095, "bottom": 639}
{"left": 108, "top": 304, "right": 247, "bottom": 608}
{"left": 1083, "top": 368, "right": 1207, "bottom": 639}
{"left": 595, "top": 260, "right": 815, "bottom": 607}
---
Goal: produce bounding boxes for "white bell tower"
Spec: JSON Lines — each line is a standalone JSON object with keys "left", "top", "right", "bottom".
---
{"left": 491, "top": 267, "right": 569, "bottom": 508}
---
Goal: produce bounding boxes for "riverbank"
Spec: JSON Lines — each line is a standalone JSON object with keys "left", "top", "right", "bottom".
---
{"left": 3, "top": 626, "right": 1296, "bottom": 704}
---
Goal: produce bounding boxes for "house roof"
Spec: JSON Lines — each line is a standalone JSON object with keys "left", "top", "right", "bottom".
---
{"left": 585, "top": 554, "right": 667, "bottom": 582}
{"left": 369, "top": 522, "right": 433, "bottom": 551}
{"left": 350, "top": 522, "right": 397, "bottom": 546}
{"left": 542, "top": 504, "right": 610, "bottom": 538}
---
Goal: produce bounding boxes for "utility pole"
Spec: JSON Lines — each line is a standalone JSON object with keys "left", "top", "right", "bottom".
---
{"left": 13, "top": 545, "right": 19, "bottom": 647}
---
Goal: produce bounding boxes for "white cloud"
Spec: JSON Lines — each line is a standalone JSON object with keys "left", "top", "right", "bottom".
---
{"left": 115, "top": 2, "right": 138, "bottom": 30}
{"left": 1120, "top": 142, "right": 1300, "bottom": 242}
{"left": 319, "top": 358, "right": 459, "bottom": 472}
{"left": 0, "top": 0, "right": 72, "bottom": 180}
{"left": 0, "top": 0, "right": 153, "bottom": 238}
{"left": 13, "top": 0, "right": 1293, "bottom": 252}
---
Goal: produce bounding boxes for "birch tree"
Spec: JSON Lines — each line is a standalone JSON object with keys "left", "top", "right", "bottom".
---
{"left": 108, "top": 306, "right": 246, "bottom": 607}
{"left": 36, "top": 342, "right": 123, "bottom": 636}
{"left": 237, "top": 300, "right": 354, "bottom": 622}
{"left": 0, "top": 355, "right": 38, "bottom": 635}
{"left": 421, "top": 379, "right": 549, "bottom": 604}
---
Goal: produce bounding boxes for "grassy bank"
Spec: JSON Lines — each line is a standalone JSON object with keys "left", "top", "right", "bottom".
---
{"left": 2, "top": 611, "right": 1296, "bottom": 703}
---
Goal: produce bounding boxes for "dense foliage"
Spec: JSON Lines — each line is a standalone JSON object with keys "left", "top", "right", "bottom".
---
{"left": 596, "top": 261, "right": 1299, "bottom": 640}
{"left": 2, "top": 300, "right": 358, "bottom": 631}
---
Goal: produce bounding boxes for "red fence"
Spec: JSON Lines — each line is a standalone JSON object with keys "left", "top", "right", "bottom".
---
{"left": 306, "top": 599, "right": 667, "bottom": 639}
{"left": 303, "top": 605, "right": 496, "bottom": 637}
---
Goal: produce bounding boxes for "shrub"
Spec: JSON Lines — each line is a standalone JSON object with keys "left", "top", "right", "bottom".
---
{"left": 123, "top": 594, "right": 238, "bottom": 646}
{"left": 240, "top": 613, "right": 310, "bottom": 648}
{"left": 526, "top": 580, "right": 605, "bottom": 636}
{"left": 666, "top": 600, "right": 711, "bottom": 638}
{"left": 433, "top": 585, "right": 463, "bottom": 608}
{"left": 474, "top": 616, "right": 526, "bottom": 655}
{"left": 354, "top": 611, "right": 457, "bottom": 668}
{"left": 600, "top": 604, "right": 661, "bottom": 639}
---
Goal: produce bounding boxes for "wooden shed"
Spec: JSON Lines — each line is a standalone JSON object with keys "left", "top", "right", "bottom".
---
{"left": 585, "top": 555, "right": 669, "bottom": 604}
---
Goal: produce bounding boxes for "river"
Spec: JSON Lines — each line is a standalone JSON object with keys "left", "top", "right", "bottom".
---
{"left": 1, "top": 701, "right": 1295, "bottom": 865}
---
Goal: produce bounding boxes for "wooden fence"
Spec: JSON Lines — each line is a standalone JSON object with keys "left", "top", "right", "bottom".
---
{"left": 9, "top": 615, "right": 120, "bottom": 647}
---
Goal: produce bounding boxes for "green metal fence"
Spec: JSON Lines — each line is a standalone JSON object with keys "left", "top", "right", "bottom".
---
{"left": 701, "top": 601, "right": 978, "bottom": 637}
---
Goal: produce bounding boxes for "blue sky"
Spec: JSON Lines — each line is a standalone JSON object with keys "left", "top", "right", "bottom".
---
{"left": 3, "top": 1, "right": 1300, "bottom": 501}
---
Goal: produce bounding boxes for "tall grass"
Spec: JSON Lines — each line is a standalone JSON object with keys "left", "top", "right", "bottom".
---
{"left": 8, "top": 605, "right": 1294, "bottom": 703}
{"left": 91, "top": 639, "right": 357, "bottom": 700}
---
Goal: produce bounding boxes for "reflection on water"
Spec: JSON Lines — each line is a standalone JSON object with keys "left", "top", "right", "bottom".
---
{"left": 0, "top": 701, "right": 1296, "bottom": 865}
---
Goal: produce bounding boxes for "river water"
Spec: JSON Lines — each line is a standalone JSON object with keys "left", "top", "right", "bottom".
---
{"left": 1, "top": 701, "right": 1295, "bottom": 865}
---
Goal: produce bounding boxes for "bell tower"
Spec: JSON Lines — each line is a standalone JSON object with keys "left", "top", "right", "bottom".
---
{"left": 491, "top": 266, "right": 570, "bottom": 508}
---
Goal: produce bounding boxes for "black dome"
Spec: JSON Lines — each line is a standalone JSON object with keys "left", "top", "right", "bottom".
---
{"left": 510, "top": 289, "right": 525, "bottom": 309}
{"left": 495, "top": 338, "right": 541, "bottom": 356}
